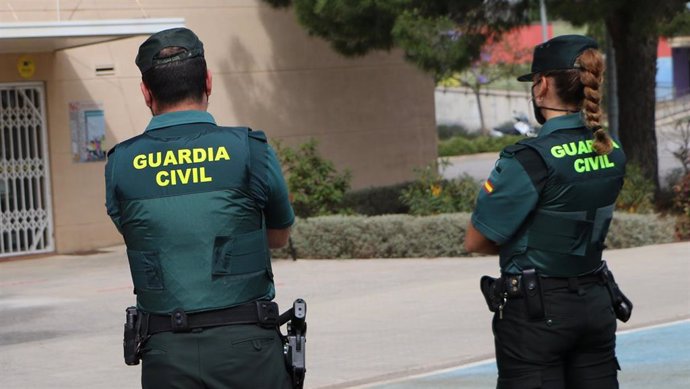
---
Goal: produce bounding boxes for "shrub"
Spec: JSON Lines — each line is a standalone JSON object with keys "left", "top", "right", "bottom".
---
{"left": 273, "top": 138, "right": 351, "bottom": 218}
{"left": 438, "top": 134, "right": 525, "bottom": 157}
{"left": 672, "top": 172, "right": 690, "bottom": 240}
{"left": 615, "top": 164, "right": 655, "bottom": 214}
{"left": 271, "top": 212, "right": 674, "bottom": 259}
{"left": 342, "top": 183, "right": 412, "bottom": 215}
{"left": 400, "top": 161, "right": 480, "bottom": 216}
{"left": 437, "top": 124, "right": 469, "bottom": 140}
{"left": 606, "top": 213, "right": 676, "bottom": 249}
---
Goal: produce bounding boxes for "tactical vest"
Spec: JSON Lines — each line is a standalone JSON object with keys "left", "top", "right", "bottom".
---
{"left": 499, "top": 128, "right": 626, "bottom": 277}
{"left": 109, "top": 124, "right": 274, "bottom": 314}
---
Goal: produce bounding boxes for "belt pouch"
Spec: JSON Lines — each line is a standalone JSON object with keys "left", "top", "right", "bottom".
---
{"left": 521, "top": 269, "right": 545, "bottom": 320}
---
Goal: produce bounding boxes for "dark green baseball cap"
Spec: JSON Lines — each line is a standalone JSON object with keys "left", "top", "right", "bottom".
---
{"left": 135, "top": 27, "right": 204, "bottom": 74}
{"left": 517, "top": 35, "right": 598, "bottom": 82}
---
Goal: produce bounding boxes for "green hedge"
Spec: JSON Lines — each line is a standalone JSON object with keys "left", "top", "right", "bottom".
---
{"left": 272, "top": 212, "right": 676, "bottom": 259}
{"left": 438, "top": 134, "right": 525, "bottom": 157}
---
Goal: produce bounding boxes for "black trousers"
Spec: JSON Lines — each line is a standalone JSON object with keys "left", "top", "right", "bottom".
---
{"left": 140, "top": 324, "right": 292, "bottom": 389}
{"left": 493, "top": 282, "right": 619, "bottom": 389}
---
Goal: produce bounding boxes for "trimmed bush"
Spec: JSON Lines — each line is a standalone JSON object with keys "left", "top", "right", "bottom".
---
{"left": 437, "top": 124, "right": 470, "bottom": 140}
{"left": 272, "top": 212, "right": 676, "bottom": 259}
{"left": 606, "top": 213, "right": 677, "bottom": 248}
{"left": 438, "top": 134, "right": 525, "bottom": 157}
{"left": 342, "top": 183, "right": 412, "bottom": 215}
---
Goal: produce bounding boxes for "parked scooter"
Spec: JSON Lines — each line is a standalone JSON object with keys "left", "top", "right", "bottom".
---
{"left": 490, "top": 112, "right": 537, "bottom": 137}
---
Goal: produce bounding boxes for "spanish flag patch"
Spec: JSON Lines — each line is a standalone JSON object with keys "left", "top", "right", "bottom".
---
{"left": 483, "top": 179, "right": 494, "bottom": 194}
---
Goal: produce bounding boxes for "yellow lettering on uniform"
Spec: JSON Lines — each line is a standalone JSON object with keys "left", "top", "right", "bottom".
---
{"left": 604, "top": 154, "right": 615, "bottom": 168}
{"left": 156, "top": 171, "right": 169, "bottom": 186}
{"left": 193, "top": 148, "right": 206, "bottom": 163}
{"left": 192, "top": 168, "right": 199, "bottom": 182}
{"left": 577, "top": 140, "right": 590, "bottom": 154}
{"left": 199, "top": 167, "right": 213, "bottom": 183}
{"left": 133, "top": 154, "right": 147, "bottom": 169}
{"left": 562, "top": 142, "right": 577, "bottom": 156}
{"left": 208, "top": 147, "right": 215, "bottom": 161}
{"left": 587, "top": 156, "right": 600, "bottom": 170}
{"left": 148, "top": 152, "right": 162, "bottom": 168}
{"left": 215, "top": 146, "right": 230, "bottom": 161}
{"left": 612, "top": 140, "right": 620, "bottom": 149}
{"left": 163, "top": 150, "right": 178, "bottom": 166}
{"left": 170, "top": 169, "right": 177, "bottom": 185}
{"left": 551, "top": 145, "right": 565, "bottom": 158}
{"left": 574, "top": 158, "right": 586, "bottom": 173}
{"left": 178, "top": 168, "right": 191, "bottom": 184}
{"left": 586, "top": 140, "right": 593, "bottom": 152}
{"left": 178, "top": 149, "right": 192, "bottom": 164}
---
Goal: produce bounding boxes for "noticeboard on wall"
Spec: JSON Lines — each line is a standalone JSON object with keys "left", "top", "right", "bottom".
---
{"left": 69, "top": 101, "right": 106, "bottom": 162}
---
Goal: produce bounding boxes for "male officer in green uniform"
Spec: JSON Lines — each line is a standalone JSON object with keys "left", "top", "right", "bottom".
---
{"left": 465, "top": 35, "right": 632, "bottom": 388}
{"left": 105, "top": 27, "right": 295, "bottom": 389}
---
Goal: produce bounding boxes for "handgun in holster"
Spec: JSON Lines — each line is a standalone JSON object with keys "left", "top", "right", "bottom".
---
{"left": 123, "top": 306, "right": 141, "bottom": 366}
{"left": 281, "top": 299, "right": 307, "bottom": 389}
{"left": 601, "top": 265, "right": 633, "bottom": 322}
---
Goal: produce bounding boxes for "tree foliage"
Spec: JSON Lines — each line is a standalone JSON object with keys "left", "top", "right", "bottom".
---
{"left": 263, "top": 0, "right": 690, "bottom": 194}
{"left": 263, "top": 0, "right": 530, "bottom": 81}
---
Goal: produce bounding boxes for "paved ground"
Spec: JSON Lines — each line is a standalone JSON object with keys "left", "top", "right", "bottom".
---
{"left": 363, "top": 320, "right": 690, "bottom": 388}
{"left": 1, "top": 242, "right": 689, "bottom": 389}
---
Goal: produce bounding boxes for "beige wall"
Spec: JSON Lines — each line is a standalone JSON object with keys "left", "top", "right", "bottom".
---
{"left": 0, "top": 1, "right": 436, "bottom": 254}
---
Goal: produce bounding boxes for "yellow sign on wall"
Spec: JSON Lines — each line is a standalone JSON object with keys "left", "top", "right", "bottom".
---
{"left": 17, "top": 55, "right": 36, "bottom": 79}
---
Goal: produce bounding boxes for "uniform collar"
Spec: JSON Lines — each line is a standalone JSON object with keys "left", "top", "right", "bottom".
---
{"left": 145, "top": 110, "right": 216, "bottom": 132}
{"left": 538, "top": 113, "right": 586, "bottom": 136}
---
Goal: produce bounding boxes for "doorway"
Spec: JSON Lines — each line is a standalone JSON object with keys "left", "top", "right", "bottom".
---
{"left": 0, "top": 83, "right": 54, "bottom": 258}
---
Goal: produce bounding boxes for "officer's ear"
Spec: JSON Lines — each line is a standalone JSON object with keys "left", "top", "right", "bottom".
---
{"left": 140, "top": 82, "right": 153, "bottom": 110}
{"left": 533, "top": 75, "right": 548, "bottom": 101}
{"left": 205, "top": 69, "right": 212, "bottom": 98}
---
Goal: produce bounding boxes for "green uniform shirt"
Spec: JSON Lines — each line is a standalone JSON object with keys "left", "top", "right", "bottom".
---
{"left": 106, "top": 111, "right": 294, "bottom": 231}
{"left": 472, "top": 114, "right": 625, "bottom": 276}
{"left": 105, "top": 110, "right": 294, "bottom": 314}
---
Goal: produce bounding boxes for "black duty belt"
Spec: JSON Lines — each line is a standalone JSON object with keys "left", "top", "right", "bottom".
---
{"left": 144, "top": 301, "right": 280, "bottom": 335}
{"left": 501, "top": 271, "right": 604, "bottom": 298}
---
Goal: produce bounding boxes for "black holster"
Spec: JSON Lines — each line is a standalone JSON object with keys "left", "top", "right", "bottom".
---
{"left": 480, "top": 275, "right": 503, "bottom": 312}
{"left": 601, "top": 264, "right": 633, "bottom": 322}
{"left": 280, "top": 299, "right": 307, "bottom": 389}
{"left": 123, "top": 306, "right": 141, "bottom": 366}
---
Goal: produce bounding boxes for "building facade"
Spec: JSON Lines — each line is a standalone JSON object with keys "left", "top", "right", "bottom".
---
{"left": 0, "top": 0, "right": 437, "bottom": 258}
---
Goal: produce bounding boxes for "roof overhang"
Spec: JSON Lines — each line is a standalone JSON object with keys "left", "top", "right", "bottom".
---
{"left": 0, "top": 18, "right": 185, "bottom": 53}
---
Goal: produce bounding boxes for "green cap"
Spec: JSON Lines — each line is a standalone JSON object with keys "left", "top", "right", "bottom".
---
{"left": 517, "top": 35, "right": 598, "bottom": 82}
{"left": 135, "top": 27, "right": 204, "bottom": 74}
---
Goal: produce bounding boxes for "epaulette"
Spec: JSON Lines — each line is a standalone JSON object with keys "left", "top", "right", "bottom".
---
{"left": 502, "top": 142, "right": 548, "bottom": 194}
{"left": 500, "top": 144, "right": 527, "bottom": 158}
{"left": 106, "top": 144, "right": 119, "bottom": 158}
{"left": 247, "top": 128, "right": 267, "bottom": 143}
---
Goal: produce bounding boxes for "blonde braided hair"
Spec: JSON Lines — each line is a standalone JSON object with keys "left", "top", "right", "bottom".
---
{"left": 576, "top": 48, "right": 612, "bottom": 155}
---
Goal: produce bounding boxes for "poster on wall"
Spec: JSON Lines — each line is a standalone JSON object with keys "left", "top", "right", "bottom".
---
{"left": 69, "top": 101, "right": 106, "bottom": 162}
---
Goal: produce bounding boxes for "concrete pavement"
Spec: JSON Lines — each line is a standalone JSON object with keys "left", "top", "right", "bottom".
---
{"left": 1, "top": 242, "right": 689, "bottom": 389}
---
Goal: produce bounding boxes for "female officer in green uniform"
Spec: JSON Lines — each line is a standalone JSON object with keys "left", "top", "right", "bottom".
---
{"left": 465, "top": 35, "right": 630, "bottom": 388}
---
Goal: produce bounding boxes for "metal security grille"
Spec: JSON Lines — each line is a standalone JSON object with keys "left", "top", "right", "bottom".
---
{"left": 0, "top": 83, "right": 54, "bottom": 258}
